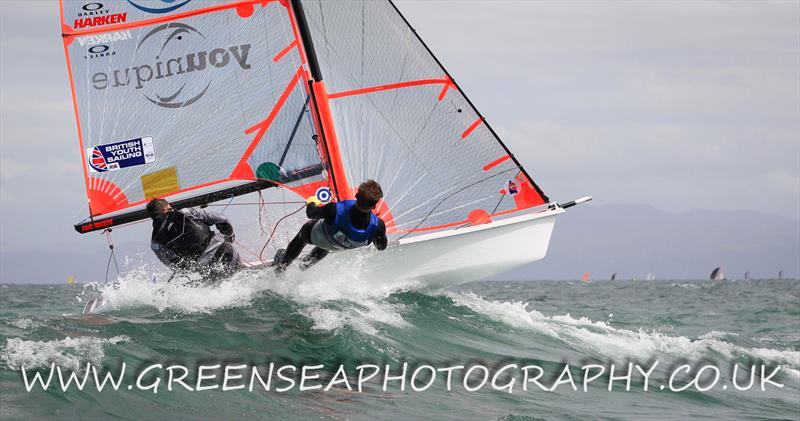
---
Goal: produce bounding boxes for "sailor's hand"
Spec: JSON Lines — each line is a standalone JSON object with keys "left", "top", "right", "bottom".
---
{"left": 306, "top": 196, "right": 322, "bottom": 207}
{"left": 224, "top": 233, "right": 235, "bottom": 243}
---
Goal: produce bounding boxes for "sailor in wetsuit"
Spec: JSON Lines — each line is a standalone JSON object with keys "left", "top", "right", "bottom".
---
{"left": 275, "top": 180, "right": 388, "bottom": 271}
{"left": 147, "top": 198, "right": 241, "bottom": 278}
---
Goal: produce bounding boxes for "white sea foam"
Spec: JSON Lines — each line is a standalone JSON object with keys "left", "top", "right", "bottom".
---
{"left": 1, "top": 336, "right": 128, "bottom": 371}
{"left": 446, "top": 292, "right": 800, "bottom": 374}
{"left": 8, "top": 318, "right": 43, "bottom": 330}
{"left": 300, "top": 299, "right": 409, "bottom": 336}
{"left": 80, "top": 257, "right": 417, "bottom": 338}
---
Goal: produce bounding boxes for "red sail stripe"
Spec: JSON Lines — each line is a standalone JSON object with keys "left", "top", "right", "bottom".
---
{"left": 273, "top": 40, "right": 298, "bottom": 62}
{"left": 482, "top": 155, "right": 511, "bottom": 171}
{"left": 461, "top": 117, "right": 482, "bottom": 139}
{"left": 437, "top": 75, "right": 453, "bottom": 101}
{"left": 328, "top": 78, "right": 449, "bottom": 100}
{"left": 231, "top": 66, "right": 303, "bottom": 179}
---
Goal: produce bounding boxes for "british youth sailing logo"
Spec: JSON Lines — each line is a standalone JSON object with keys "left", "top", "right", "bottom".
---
{"left": 87, "top": 137, "right": 156, "bottom": 173}
{"left": 89, "top": 23, "right": 252, "bottom": 109}
{"left": 127, "top": 0, "right": 194, "bottom": 14}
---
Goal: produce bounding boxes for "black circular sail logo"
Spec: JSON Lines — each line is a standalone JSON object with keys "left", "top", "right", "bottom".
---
{"left": 82, "top": 2, "right": 104, "bottom": 11}
{"left": 88, "top": 45, "right": 109, "bottom": 54}
{"left": 136, "top": 23, "right": 210, "bottom": 109}
{"left": 129, "top": 22, "right": 253, "bottom": 109}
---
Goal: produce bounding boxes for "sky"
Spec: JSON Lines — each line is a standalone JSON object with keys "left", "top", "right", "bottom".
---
{"left": 0, "top": 0, "right": 798, "bottom": 280}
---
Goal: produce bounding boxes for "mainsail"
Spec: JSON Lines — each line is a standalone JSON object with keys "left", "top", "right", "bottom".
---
{"left": 61, "top": 0, "right": 329, "bottom": 233}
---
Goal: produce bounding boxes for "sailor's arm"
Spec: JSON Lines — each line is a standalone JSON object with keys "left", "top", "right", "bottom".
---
{"left": 373, "top": 220, "right": 388, "bottom": 251}
{"left": 306, "top": 201, "right": 336, "bottom": 221}
{"left": 185, "top": 207, "right": 235, "bottom": 241}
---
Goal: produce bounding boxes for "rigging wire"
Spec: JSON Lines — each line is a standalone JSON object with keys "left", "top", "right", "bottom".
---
{"left": 204, "top": 201, "right": 305, "bottom": 206}
{"left": 218, "top": 195, "right": 235, "bottom": 214}
{"left": 102, "top": 229, "right": 120, "bottom": 283}
{"left": 258, "top": 203, "right": 306, "bottom": 263}
{"left": 396, "top": 167, "right": 519, "bottom": 240}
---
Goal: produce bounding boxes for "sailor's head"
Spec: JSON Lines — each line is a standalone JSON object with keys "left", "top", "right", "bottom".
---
{"left": 355, "top": 180, "right": 383, "bottom": 212}
{"left": 146, "top": 198, "right": 173, "bottom": 220}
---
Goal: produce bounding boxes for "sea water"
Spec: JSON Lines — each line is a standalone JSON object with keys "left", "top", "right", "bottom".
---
{"left": 1, "top": 274, "right": 798, "bottom": 420}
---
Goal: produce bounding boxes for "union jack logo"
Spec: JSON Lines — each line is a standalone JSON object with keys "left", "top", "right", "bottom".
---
{"left": 508, "top": 180, "right": 518, "bottom": 195}
{"left": 89, "top": 147, "right": 109, "bottom": 172}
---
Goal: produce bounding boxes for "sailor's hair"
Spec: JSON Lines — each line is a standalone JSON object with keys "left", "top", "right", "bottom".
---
{"left": 146, "top": 198, "right": 170, "bottom": 218}
{"left": 356, "top": 180, "right": 383, "bottom": 207}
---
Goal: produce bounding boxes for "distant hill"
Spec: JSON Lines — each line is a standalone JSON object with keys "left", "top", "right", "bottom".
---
{"left": 496, "top": 204, "right": 800, "bottom": 281}
{"left": 2, "top": 204, "right": 798, "bottom": 283}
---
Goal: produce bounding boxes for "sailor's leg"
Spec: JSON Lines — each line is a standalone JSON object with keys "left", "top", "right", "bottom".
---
{"left": 281, "top": 220, "right": 315, "bottom": 266}
{"left": 299, "top": 247, "right": 329, "bottom": 270}
{"left": 309, "top": 247, "right": 329, "bottom": 262}
{"left": 208, "top": 242, "right": 239, "bottom": 280}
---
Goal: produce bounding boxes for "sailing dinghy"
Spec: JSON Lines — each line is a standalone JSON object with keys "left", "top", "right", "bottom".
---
{"left": 60, "top": 0, "right": 589, "bottom": 288}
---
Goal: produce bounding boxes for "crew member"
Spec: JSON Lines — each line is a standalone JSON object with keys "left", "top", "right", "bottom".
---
{"left": 147, "top": 198, "right": 240, "bottom": 278}
{"left": 275, "top": 180, "right": 388, "bottom": 271}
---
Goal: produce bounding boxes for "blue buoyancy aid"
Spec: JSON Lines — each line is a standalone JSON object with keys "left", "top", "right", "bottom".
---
{"left": 318, "top": 200, "right": 379, "bottom": 250}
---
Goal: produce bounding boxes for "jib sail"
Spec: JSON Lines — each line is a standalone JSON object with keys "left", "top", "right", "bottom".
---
{"left": 61, "top": 0, "right": 330, "bottom": 233}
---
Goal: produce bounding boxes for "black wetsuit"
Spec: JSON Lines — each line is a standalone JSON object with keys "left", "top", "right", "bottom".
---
{"left": 151, "top": 208, "right": 240, "bottom": 278}
{"left": 280, "top": 202, "right": 387, "bottom": 267}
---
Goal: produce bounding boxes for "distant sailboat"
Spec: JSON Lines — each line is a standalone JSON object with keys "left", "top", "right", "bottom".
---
{"left": 646, "top": 273, "right": 656, "bottom": 281}
{"left": 581, "top": 272, "right": 590, "bottom": 283}
{"left": 610, "top": 272, "right": 617, "bottom": 281}
{"left": 710, "top": 266, "right": 725, "bottom": 281}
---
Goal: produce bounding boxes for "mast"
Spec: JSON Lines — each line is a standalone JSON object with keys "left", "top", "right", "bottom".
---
{"left": 289, "top": 0, "right": 353, "bottom": 201}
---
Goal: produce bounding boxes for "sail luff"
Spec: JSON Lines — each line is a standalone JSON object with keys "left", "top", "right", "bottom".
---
{"left": 285, "top": 0, "right": 342, "bottom": 199}
{"left": 290, "top": 0, "right": 353, "bottom": 200}
{"left": 310, "top": 81, "right": 353, "bottom": 200}
{"left": 60, "top": 15, "right": 94, "bottom": 219}
{"left": 385, "top": 0, "right": 549, "bottom": 203}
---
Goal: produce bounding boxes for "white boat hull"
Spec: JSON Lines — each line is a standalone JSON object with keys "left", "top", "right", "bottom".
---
{"left": 295, "top": 207, "right": 563, "bottom": 288}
